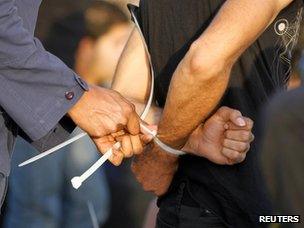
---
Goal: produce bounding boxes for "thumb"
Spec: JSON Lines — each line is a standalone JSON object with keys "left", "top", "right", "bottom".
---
{"left": 126, "top": 112, "right": 141, "bottom": 135}
{"left": 230, "top": 111, "right": 246, "bottom": 127}
{"left": 217, "top": 106, "right": 246, "bottom": 127}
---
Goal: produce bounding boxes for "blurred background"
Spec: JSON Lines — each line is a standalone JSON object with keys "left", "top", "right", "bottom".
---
{"left": 0, "top": 1, "right": 156, "bottom": 228}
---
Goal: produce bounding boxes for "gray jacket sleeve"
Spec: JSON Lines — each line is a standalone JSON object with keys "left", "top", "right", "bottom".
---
{"left": 0, "top": 0, "right": 88, "bottom": 142}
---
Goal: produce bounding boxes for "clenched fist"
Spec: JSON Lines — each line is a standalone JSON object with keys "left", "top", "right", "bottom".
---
{"left": 132, "top": 106, "right": 254, "bottom": 196}
{"left": 183, "top": 106, "right": 254, "bottom": 165}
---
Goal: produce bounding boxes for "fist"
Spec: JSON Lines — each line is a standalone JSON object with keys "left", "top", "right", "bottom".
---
{"left": 183, "top": 106, "right": 254, "bottom": 165}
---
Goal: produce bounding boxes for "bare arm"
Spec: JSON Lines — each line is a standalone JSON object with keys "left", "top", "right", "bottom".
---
{"left": 131, "top": 0, "right": 293, "bottom": 195}
{"left": 157, "top": 0, "right": 294, "bottom": 148}
{"left": 112, "top": 26, "right": 162, "bottom": 124}
{"left": 112, "top": 27, "right": 149, "bottom": 103}
{"left": 110, "top": 7, "right": 257, "bottom": 193}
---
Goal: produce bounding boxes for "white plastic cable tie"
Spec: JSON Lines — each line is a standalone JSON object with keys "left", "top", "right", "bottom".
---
{"left": 18, "top": 132, "right": 88, "bottom": 167}
{"left": 71, "top": 123, "right": 156, "bottom": 189}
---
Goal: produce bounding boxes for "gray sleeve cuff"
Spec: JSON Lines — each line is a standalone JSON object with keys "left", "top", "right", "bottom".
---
{"left": 0, "top": 68, "right": 89, "bottom": 141}
{"left": 0, "top": 36, "right": 90, "bottom": 141}
{"left": 28, "top": 76, "right": 87, "bottom": 141}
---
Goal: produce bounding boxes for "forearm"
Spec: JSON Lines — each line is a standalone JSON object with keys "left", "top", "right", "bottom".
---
{"left": 111, "top": 27, "right": 161, "bottom": 123}
{"left": 112, "top": 27, "right": 150, "bottom": 103}
{"left": 157, "top": 0, "right": 293, "bottom": 148}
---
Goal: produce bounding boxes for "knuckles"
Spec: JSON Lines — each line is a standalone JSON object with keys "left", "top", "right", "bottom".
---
{"left": 231, "top": 152, "right": 241, "bottom": 161}
{"left": 240, "top": 131, "right": 251, "bottom": 141}
{"left": 92, "top": 128, "right": 105, "bottom": 138}
{"left": 119, "top": 116, "right": 128, "bottom": 126}
{"left": 218, "top": 106, "right": 231, "bottom": 114}
{"left": 232, "top": 110, "right": 242, "bottom": 118}
{"left": 108, "top": 124, "right": 118, "bottom": 134}
{"left": 133, "top": 143, "right": 144, "bottom": 155}
{"left": 250, "top": 133, "right": 255, "bottom": 142}
{"left": 111, "top": 157, "right": 122, "bottom": 166}
{"left": 238, "top": 142, "right": 249, "bottom": 151}
{"left": 231, "top": 152, "right": 246, "bottom": 163}
{"left": 245, "top": 118, "right": 254, "bottom": 129}
{"left": 219, "top": 106, "right": 241, "bottom": 117}
{"left": 121, "top": 99, "right": 135, "bottom": 114}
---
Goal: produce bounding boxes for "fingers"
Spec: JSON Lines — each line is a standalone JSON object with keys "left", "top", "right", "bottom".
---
{"left": 110, "top": 134, "right": 143, "bottom": 166}
{"left": 130, "top": 135, "right": 144, "bottom": 154}
{"left": 223, "top": 139, "right": 250, "bottom": 153}
{"left": 92, "top": 136, "right": 123, "bottom": 166}
{"left": 216, "top": 107, "right": 254, "bottom": 132}
{"left": 222, "top": 128, "right": 253, "bottom": 165}
{"left": 222, "top": 148, "right": 246, "bottom": 164}
{"left": 225, "top": 130, "right": 255, "bottom": 142}
{"left": 110, "top": 149, "right": 124, "bottom": 166}
{"left": 140, "top": 124, "right": 158, "bottom": 144}
{"left": 92, "top": 135, "right": 115, "bottom": 153}
{"left": 118, "top": 135, "right": 133, "bottom": 158}
{"left": 126, "top": 111, "right": 141, "bottom": 135}
{"left": 140, "top": 134, "right": 154, "bottom": 144}
{"left": 93, "top": 126, "right": 147, "bottom": 166}
{"left": 223, "top": 117, "right": 254, "bottom": 165}
{"left": 226, "top": 117, "right": 254, "bottom": 131}
{"left": 216, "top": 106, "right": 246, "bottom": 127}
{"left": 228, "top": 110, "right": 246, "bottom": 127}
{"left": 113, "top": 122, "right": 156, "bottom": 154}
{"left": 111, "top": 130, "right": 126, "bottom": 138}
{"left": 110, "top": 91, "right": 140, "bottom": 135}
{"left": 116, "top": 134, "right": 143, "bottom": 157}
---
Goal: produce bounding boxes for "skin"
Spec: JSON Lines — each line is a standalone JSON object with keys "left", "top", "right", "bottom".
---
{"left": 111, "top": 28, "right": 253, "bottom": 195}
{"left": 157, "top": 0, "right": 294, "bottom": 148}
{"left": 68, "top": 85, "right": 142, "bottom": 166}
{"left": 131, "top": 107, "right": 254, "bottom": 195}
{"left": 112, "top": 0, "right": 294, "bottom": 195}
{"left": 69, "top": 23, "right": 141, "bottom": 166}
{"left": 75, "top": 23, "right": 132, "bottom": 86}
{"left": 140, "top": 0, "right": 294, "bottom": 195}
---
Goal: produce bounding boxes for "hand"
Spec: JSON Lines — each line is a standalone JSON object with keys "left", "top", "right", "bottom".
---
{"left": 68, "top": 85, "right": 140, "bottom": 136}
{"left": 68, "top": 85, "right": 142, "bottom": 165}
{"left": 183, "top": 106, "right": 254, "bottom": 165}
{"left": 92, "top": 123, "right": 157, "bottom": 166}
{"left": 131, "top": 143, "right": 178, "bottom": 196}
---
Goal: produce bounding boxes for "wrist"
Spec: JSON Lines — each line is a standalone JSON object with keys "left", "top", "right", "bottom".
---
{"left": 152, "top": 143, "right": 179, "bottom": 164}
{"left": 67, "top": 84, "right": 92, "bottom": 118}
{"left": 156, "top": 126, "right": 188, "bottom": 150}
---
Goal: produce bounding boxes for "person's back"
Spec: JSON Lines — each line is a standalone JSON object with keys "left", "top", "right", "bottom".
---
{"left": 135, "top": 0, "right": 303, "bottom": 226}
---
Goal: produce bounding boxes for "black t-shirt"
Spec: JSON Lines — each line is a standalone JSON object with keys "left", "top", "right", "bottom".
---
{"left": 136, "top": 0, "right": 303, "bottom": 226}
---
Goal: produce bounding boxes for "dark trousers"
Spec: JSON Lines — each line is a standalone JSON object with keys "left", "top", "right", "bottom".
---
{"left": 156, "top": 182, "right": 226, "bottom": 228}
